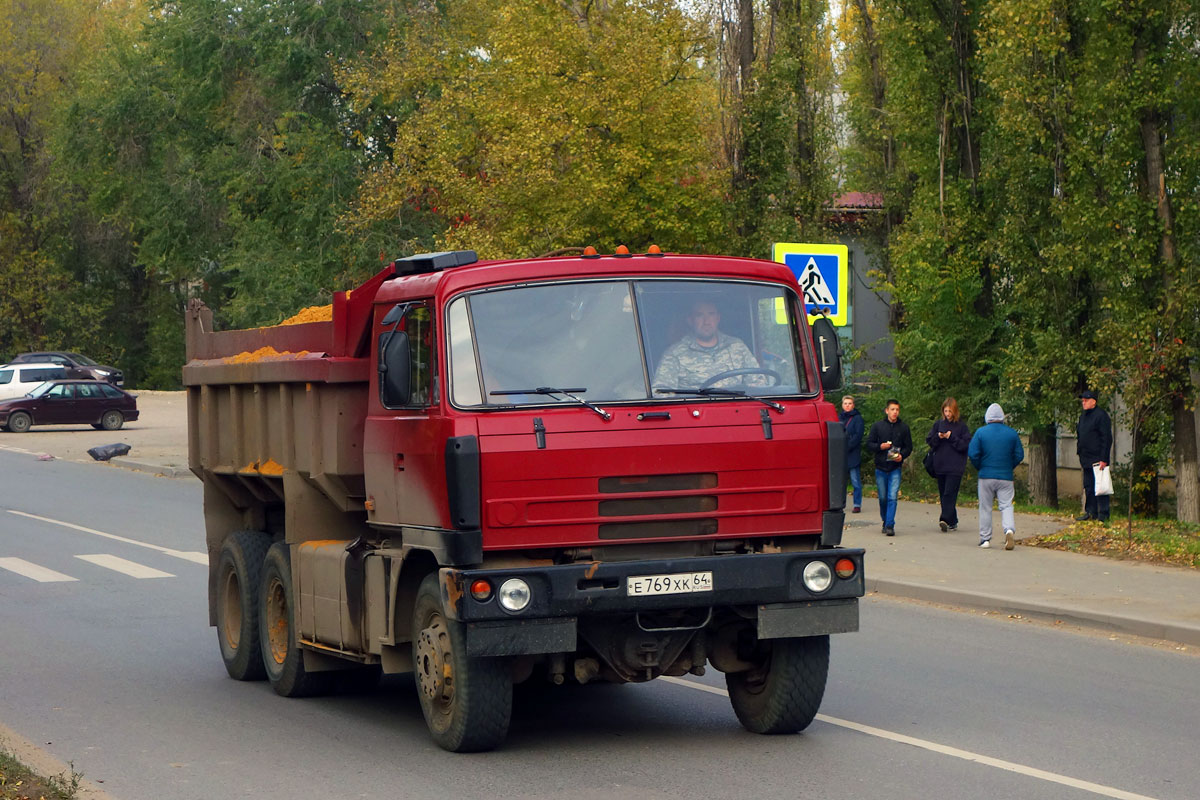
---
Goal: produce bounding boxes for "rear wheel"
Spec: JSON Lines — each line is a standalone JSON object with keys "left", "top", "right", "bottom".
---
{"left": 412, "top": 572, "right": 512, "bottom": 752}
{"left": 6, "top": 411, "right": 31, "bottom": 433}
{"left": 215, "top": 530, "right": 272, "bottom": 681}
{"left": 100, "top": 409, "right": 124, "bottom": 431}
{"left": 259, "top": 542, "right": 334, "bottom": 697}
{"left": 726, "top": 634, "right": 829, "bottom": 734}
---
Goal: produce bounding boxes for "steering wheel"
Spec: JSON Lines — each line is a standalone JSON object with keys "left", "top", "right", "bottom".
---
{"left": 700, "top": 368, "right": 781, "bottom": 390}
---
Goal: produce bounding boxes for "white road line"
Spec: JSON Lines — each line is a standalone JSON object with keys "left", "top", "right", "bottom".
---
{"left": 0, "top": 557, "right": 77, "bottom": 583}
{"left": 6, "top": 510, "right": 207, "bottom": 565}
{"left": 659, "top": 676, "right": 1159, "bottom": 800}
{"left": 75, "top": 554, "right": 175, "bottom": 579}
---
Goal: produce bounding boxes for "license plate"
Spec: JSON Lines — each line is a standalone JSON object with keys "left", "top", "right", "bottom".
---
{"left": 626, "top": 571, "right": 714, "bottom": 597}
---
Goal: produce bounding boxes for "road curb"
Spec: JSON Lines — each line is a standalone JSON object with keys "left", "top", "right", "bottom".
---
{"left": 868, "top": 578, "right": 1200, "bottom": 648}
{"left": 0, "top": 720, "right": 120, "bottom": 800}
{"left": 107, "top": 457, "right": 194, "bottom": 479}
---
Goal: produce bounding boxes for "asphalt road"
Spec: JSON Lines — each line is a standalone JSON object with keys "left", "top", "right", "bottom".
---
{"left": 1, "top": 450, "right": 1197, "bottom": 800}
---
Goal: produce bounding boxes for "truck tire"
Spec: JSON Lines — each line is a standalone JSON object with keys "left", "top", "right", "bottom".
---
{"left": 259, "top": 542, "right": 334, "bottom": 698}
{"left": 412, "top": 572, "right": 512, "bottom": 752}
{"left": 726, "top": 634, "right": 829, "bottom": 735}
{"left": 215, "top": 530, "right": 272, "bottom": 681}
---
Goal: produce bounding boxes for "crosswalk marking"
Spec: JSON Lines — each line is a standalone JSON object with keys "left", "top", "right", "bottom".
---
{"left": 0, "top": 557, "right": 77, "bottom": 583}
{"left": 75, "top": 554, "right": 174, "bottom": 579}
{"left": 6, "top": 510, "right": 207, "bottom": 565}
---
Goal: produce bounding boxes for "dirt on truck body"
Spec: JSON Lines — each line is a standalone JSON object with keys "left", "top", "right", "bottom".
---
{"left": 184, "top": 248, "right": 864, "bottom": 752}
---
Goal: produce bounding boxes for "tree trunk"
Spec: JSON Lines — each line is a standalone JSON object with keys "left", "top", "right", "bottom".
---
{"left": 737, "top": 0, "right": 754, "bottom": 92}
{"left": 1173, "top": 395, "right": 1200, "bottom": 523}
{"left": 1027, "top": 424, "right": 1058, "bottom": 508}
{"left": 1136, "top": 39, "right": 1198, "bottom": 523}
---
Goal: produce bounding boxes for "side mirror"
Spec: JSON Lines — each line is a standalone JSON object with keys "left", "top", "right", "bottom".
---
{"left": 810, "top": 317, "right": 843, "bottom": 392}
{"left": 379, "top": 330, "right": 411, "bottom": 406}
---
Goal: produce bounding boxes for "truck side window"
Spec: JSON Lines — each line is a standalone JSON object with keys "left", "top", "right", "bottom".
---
{"left": 379, "top": 302, "right": 436, "bottom": 409}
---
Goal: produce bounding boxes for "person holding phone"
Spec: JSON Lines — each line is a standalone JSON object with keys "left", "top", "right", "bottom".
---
{"left": 866, "top": 399, "right": 912, "bottom": 536}
{"left": 926, "top": 397, "right": 971, "bottom": 531}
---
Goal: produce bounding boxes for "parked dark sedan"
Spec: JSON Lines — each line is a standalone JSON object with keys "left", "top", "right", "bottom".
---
{"left": 9, "top": 351, "right": 124, "bottom": 386}
{"left": 0, "top": 380, "right": 138, "bottom": 433}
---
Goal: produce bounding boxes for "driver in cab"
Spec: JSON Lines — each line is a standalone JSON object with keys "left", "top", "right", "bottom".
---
{"left": 653, "top": 300, "right": 763, "bottom": 390}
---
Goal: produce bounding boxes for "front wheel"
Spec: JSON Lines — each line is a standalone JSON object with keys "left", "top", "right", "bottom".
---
{"left": 412, "top": 572, "right": 512, "bottom": 752}
{"left": 259, "top": 542, "right": 334, "bottom": 698}
{"left": 726, "top": 634, "right": 829, "bottom": 734}
{"left": 6, "top": 411, "right": 32, "bottom": 433}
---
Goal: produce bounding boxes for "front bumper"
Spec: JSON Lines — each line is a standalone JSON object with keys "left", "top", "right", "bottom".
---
{"left": 440, "top": 549, "right": 865, "bottom": 656}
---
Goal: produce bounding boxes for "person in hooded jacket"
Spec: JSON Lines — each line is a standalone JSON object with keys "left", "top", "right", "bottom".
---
{"left": 925, "top": 397, "right": 971, "bottom": 531}
{"left": 839, "top": 395, "right": 864, "bottom": 513}
{"left": 968, "top": 403, "right": 1025, "bottom": 550}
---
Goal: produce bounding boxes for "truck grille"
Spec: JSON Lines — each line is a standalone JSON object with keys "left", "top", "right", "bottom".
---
{"left": 598, "top": 519, "right": 719, "bottom": 539}
{"left": 596, "top": 473, "right": 720, "bottom": 539}
{"left": 598, "top": 473, "right": 717, "bottom": 493}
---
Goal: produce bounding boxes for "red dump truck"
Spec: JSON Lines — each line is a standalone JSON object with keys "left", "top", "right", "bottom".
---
{"left": 184, "top": 248, "right": 863, "bottom": 752}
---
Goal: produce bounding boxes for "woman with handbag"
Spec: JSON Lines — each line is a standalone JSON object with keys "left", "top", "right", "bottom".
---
{"left": 926, "top": 397, "right": 971, "bottom": 531}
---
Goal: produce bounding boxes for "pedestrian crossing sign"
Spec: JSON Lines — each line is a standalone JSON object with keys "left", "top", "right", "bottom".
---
{"left": 772, "top": 243, "right": 849, "bottom": 326}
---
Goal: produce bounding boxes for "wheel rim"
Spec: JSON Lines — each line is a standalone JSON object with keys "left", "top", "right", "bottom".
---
{"left": 10, "top": 413, "right": 29, "bottom": 432}
{"left": 415, "top": 613, "right": 455, "bottom": 714}
{"left": 265, "top": 576, "right": 289, "bottom": 665}
{"left": 221, "top": 570, "right": 242, "bottom": 649}
{"left": 103, "top": 411, "right": 120, "bottom": 429}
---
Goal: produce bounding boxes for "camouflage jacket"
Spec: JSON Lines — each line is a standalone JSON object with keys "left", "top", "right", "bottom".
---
{"left": 652, "top": 333, "right": 761, "bottom": 390}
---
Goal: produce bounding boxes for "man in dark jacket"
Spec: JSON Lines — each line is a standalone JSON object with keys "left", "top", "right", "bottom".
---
{"left": 865, "top": 399, "right": 912, "bottom": 536}
{"left": 839, "top": 396, "right": 864, "bottom": 513}
{"left": 1076, "top": 390, "right": 1112, "bottom": 522}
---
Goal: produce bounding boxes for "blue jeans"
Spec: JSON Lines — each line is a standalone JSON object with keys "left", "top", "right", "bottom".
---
{"left": 876, "top": 468, "right": 901, "bottom": 528}
{"left": 847, "top": 466, "right": 862, "bottom": 507}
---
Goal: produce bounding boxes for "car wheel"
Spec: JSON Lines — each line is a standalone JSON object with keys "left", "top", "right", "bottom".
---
{"left": 6, "top": 411, "right": 32, "bottom": 433}
{"left": 100, "top": 409, "right": 124, "bottom": 431}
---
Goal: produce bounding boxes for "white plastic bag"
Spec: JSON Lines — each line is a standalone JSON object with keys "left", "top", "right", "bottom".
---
{"left": 1093, "top": 464, "right": 1114, "bottom": 496}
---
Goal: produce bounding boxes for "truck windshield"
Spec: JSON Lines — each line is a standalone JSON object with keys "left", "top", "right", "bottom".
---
{"left": 447, "top": 279, "right": 812, "bottom": 408}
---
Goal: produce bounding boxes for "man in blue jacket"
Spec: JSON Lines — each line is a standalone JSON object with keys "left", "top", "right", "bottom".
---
{"left": 967, "top": 403, "right": 1025, "bottom": 550}
{"left": 839, "top": 395, "right": 864, "bottom": 513}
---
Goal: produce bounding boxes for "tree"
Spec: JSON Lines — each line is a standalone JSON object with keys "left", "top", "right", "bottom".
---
{"left": 341, "top": 0, "right": 728, "bottom": 258}
{"left": 58, "top": 0, "right": 420, "bottom": 386}
{"left": 0, "top": 0, "right": 101, "bottom": 360}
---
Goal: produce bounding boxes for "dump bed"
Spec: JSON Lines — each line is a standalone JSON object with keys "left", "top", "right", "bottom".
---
{"left": 183, "top": 265, "right": 396, "bottom": 510}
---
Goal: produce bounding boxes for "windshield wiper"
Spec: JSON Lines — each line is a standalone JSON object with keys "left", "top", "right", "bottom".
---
{"left": 490, "top": 387, "right": 612, "bottom": 421}
{"left": 655, "top": 387, "right": 785, "bottom": 413}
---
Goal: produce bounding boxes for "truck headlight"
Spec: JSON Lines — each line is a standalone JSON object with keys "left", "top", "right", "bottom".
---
{"left": 802, "top": 561, "right": 833, "bottom": 594}
{"left": 498, "top": 578, "right": 531, "bottom": 612}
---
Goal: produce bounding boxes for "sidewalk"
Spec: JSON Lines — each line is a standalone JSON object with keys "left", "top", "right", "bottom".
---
{"left": 5, "top": 391, "right": 1197, "bottom": 648}
{"left": 845, "top": 498, "right": 1200, "bottom": 647}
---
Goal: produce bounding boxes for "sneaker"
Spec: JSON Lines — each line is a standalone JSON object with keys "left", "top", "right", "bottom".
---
{"left": 979, "top": 540, "right": 991, "bottom": 548}
{"left": 1004, "top": 529, "right": 1015, "bottom": 550}
{"left": 885, "top": 527, "right": 895, "bottom": 537}
{"left": 947, "top": 525, "right": 957, "bottom": 531}
{"left": 852, "top": 506, "right": 861, "bottom": 514}
{"left": 939, "top": 521, "right": 948, "bottom": 532}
